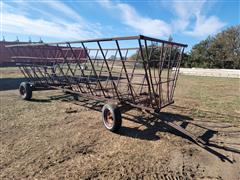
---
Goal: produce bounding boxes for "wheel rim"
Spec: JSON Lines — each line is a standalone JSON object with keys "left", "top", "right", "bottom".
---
{"left": 103, "top": 109, "right": 114, "bottom": 128}
{"left": 20, "top": 86, "right": 26, "bottom": 96}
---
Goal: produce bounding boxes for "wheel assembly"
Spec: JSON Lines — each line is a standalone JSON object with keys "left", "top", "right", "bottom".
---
{"left": 19, "top": 82, "right": 32, "bottom": 100}
{"left": 102, "top": 104, "right": 122, "bottom": 132}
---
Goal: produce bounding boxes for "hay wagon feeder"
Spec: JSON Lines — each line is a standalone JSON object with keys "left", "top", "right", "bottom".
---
{"left": 6, "top": 35, "right": 205, "bottom": 145}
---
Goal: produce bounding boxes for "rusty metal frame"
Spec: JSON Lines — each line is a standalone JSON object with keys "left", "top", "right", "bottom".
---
{"left": 6, "top": 35, "right": 187, "bottom": 111}
{"left": 7, "top": 36, "right": 214, "bottom": 144}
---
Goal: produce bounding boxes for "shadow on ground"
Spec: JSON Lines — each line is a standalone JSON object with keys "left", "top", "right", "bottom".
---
{"left": 12, "top": 92, "right": 240, "bottom": 164}
{"left": 75, "top": 96, "right": 240, "bottom": 163}
{"left": 119, "top": 111, "right": 240, "bottom": 163}
{"left": 119, "top": 112, "right": 193, "bottom": 141}
{"left": 0, "top": 77, "right": 27, "bottom": 91}
{"left": 0, "top": 75, "right": 124, "bottom": 91}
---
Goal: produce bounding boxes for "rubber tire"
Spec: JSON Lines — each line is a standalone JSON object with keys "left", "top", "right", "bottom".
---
{"left": 102, "top": 104, "right": 122, "bottom": 132}
{"left": 19, "top": 82, "right": 32, "bottom": 100}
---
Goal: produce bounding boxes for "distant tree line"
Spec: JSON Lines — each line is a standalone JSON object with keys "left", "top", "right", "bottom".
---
{"left": 183, "top": 25, "right": 240, "bottom": 69}
{"left": 130, "top": 25, "right": 240, "bottom": 69}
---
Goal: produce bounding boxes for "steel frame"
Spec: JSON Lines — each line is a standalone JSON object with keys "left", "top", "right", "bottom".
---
{"left": 6, "top": 35, "right": 210, "bottom": 145}
{"left": 7, "top": 35, "right": 187, "bottom": 111}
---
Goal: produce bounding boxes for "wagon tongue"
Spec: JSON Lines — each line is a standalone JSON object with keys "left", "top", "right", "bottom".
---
{"left": 158, "top": 117, "right": 207, "bottom": 145}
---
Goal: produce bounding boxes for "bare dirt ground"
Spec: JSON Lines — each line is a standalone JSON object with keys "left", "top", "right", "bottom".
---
{"left": 0, "top": 68, "right": 240, "bottom": 179}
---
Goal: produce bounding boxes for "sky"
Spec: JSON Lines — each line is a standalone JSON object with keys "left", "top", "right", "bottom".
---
{"left": 0, "top": 0, "right": 239, "bottom": 51}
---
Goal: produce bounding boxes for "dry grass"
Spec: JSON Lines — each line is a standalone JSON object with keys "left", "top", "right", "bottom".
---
{"left": 0, "top": 67, "right": 240, "bottom": 179}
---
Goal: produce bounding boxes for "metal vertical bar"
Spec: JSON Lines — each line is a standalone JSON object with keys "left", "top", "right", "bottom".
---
{"left": 166, "top": 45, "right": 173, "bottom": 102}
{"left": 98, "top": 49, "right": 108, "bottom": 77}
{"left": 158, "top": 43, "right": 164, "bottom": 108}
{"left": 115, "top": 51, "right": 125, "bottom": 91}
{"left": 105, "top": 50, "right": 118, "bottom": 89}
{"left": 43, "top": 66, "right": 56, "bottom": 84}
{"left": 57, "top": 45, "right": 73, "bottom": 75}
{"left": 36, "top": 66, "right": 51, "bottom": 85}
{"left": 83, "top": 49, "right": 90, "bottom": 71}
{"left": 139, "top": 76, "right": 146, "bottom": 95}
{"left": 97, "top": 42, "right": 120, "bottom": 100}
{"left": 128, "top": 49, "right": 143, "bottom": 100}
{"left": 41, "top": 47, "right": 57, "bottom": 84}
{"left": 148, "top": 42, "right": 159, "bottom": 98}
{"left": 72, "top": 48, "right": 83, "bottom": 75}
{"left": 31, "top": 46, "right": 49, "bottom": 85}
{"left": 18, "top": 66, "right": 28, "bottom": 78}
{"left": 32, "top": 47, "right": 48, "bottom": 82}
{"left": 170, "top": 47, "right": 185, "bottom": 100}
{"left": 138, "top": 39, "right": 153, "bottom": 107}
{"left": 115, "top": 40, "right": 135, "bottom": 102}
{"left": 88, "top": 49, "right": 99, "bottom": 81}
{"left": 57, "top": 44, "right": 84, "bottom": 93}
{"left": 160, "top": 43, "right": 169, "bottom": 107}
{"left": 123, "top": 49, "right": 135, "bottom": 94}
{"left": 29, "top": 66, "right": 45, "bottom": 86}
{"left": 86, "top": 49, "right": 101, "bottom": 96}
{"left": 10, "top": 47, "right": 29, "bottom": 80}
{"left": 52, "top": 46, "right": 72, "bottom": 85}
{"left": 129, "top": 50, "right": 140, "bottom": 83}
{"left": 48, "top": 46, "right": 60, "bottom": 80}
{"left": 67, "top": 43, "right": 93, "bottom": 94}
{"left": 168, "top": 46, "right": 179, "bottom": 98}
{"left": 81, "top": 42, "right": 106, "bottom": 98}
{"left": 22, "top": 66, "right": 35, "bottom": 81}
{"left": 144, "top": 40, "right": 157, "bottom": 107}
{"left": 115, "top": 66, "right": 124, "bottom": 87}
{"left": 44, "top": 47, "right": 57, "bottom": 83}
{"left": 65, "top": 48, "right": 71, "bottom": 76}
{"left": 101, "top": 49, "right": 117, "bottom": 97}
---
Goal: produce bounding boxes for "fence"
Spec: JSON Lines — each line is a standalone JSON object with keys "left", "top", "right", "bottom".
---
{"left": 178, "top": 68, "right": 240, "bottom": 78}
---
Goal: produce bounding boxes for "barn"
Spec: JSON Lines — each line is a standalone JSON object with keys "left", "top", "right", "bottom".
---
{"left": 0, "top": 40, "right": 86, "bottom": 66}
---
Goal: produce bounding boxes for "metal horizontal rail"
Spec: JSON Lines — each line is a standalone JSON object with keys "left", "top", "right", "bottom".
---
{"left": 5, "top": 35, "right": 140, "bottom": 47}
{"left": 49, "top": 85, "right": 119, "bottom": 102}
{"left": 11, "top": 56, "right": 65, "bottom": 60}
{"left": 139, "top": 35, "right": 188, "bottom": 47}
{"left": 5, "top": 35, "right": 187, "bottom": 48}
{"left": 82, "top": 47, "right": 140, "bottom": 51}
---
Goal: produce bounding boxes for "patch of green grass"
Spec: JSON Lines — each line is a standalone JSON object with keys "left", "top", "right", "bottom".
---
{"left": 174, "top": 75, "right": 240, "bottom": 119}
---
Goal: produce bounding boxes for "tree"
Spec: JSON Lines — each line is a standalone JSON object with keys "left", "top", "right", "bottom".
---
{"left": 211, "top": 25, "right": 240, "bottom": 68}
{"left": 187, "top": 25, "right": 240, "bottom": 69}
{"left": 186, "top": 37, "right": 214, "bottom": 68}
